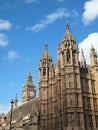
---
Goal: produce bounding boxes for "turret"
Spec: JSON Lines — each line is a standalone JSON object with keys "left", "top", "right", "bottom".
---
{"left": 90, "top": 45, "right": 98, "bottom": 66}
{"left": 62, "top": 23, "right": 76, "bottom": 43}
{"left": 58, "top": 23, "right": 79, "bottom": 66}
{"left": 39, "top": 44, "right": 54, "bottom": 81}
{"left": 55, "top": 44, "right": 61, "bottom": 75}
{"left": 80, "top": 49, "right": 86, "bottom": 68}
{"left": 13, "top": 94, "right": 18, "bottom": 109}
{"left": 38, "top": 44, "right": 54, "bottom": 130}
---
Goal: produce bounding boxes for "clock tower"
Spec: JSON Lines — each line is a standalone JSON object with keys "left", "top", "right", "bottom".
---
{"left": 22, "top": 71, "right": 36, "bottom": 104}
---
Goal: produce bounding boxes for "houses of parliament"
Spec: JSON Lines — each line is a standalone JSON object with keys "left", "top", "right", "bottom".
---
{"left": 0, "top": 24, "right": 98, "bottom": 130}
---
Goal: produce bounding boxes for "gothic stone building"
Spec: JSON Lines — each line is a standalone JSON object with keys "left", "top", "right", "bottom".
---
{"left": 0, "top": 24, "right": 98, "bottom": 130}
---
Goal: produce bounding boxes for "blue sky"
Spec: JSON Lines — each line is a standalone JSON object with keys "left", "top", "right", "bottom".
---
{"left": 0, "top": 0, "right": 98, "bottom": 113}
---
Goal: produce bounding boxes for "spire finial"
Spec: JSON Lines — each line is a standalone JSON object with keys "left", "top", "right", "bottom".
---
{"left": 81, "top": 49, "right": 84, "bottom": 57}
{"left": 28, "top": 67, "right": 31, "bottom": 74}
{"left": 26, "top": 69, "right": 32, "bottom": 82}
{"left": 91, "top": 45, "right": 95, "bottom": 52}
{"left": 91, "top": 45, "right": 95, "bottom": 50}
{"left": 91, "top": 45, "right": 93, "bottom": 48}
{"left": 66, "top": 22, "right": 69, "bottom": 31}
{"left": 80, "top": 49, "right": 86, "bottom": 68}
{"left": 15, "top": 93, "right": 18, "bottom": 101}
{"left": 45, "top": 42, "right": 48, "bottom": 50}
{"left": 16, "top": 93, "right": 17, "bottom": 98}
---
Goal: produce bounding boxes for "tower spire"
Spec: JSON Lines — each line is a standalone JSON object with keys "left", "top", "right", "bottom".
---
{"left": 80, "top": 49, "right": 86, "bottom": 68}
{"left": 26, "top": 70, "right": 33, "bottom": 85}
{"left": 41, "top": 43, "right": 52, "bottom": 61}
{"left": 13, "top": 94, "right": 18, "bottom": 109}
{"left": 90, "top": 45, "right": 98, "bottom": 66}
{"left": 62, "top": 23, "right": 76, "bottom": 44}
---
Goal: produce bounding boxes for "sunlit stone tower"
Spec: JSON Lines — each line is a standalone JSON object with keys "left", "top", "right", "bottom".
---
{"left": 38, "top": 24, "right": 98, "bottom": 130}
{"left": 22, "top": 71, "right": 36, "bottom": 104}
{"left": 38, "top": 44, "right": 55, "bottom": 130}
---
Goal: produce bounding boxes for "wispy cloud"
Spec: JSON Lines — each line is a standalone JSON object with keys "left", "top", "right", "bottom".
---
{"left": 72, "top": 9, "right": 79, "bottom": 17}
{"left": 0, "top": 33, "right": 8, "bottom": 47}
{"left": 26, "top": 8, "right": 70, "bottom": 32}
{"left": 0, "top": 19, "right": 12, "bottom": 31}
{"left": 78, "top": 32, "right": 98, "bottom": 64}
{"left": 82, "top": 0, "right": 98, "bottom": 25}
{"left": 0, "top": 103, "right": 10, "bottom": 114}
{"left": 7, "top": 50, "right": 20, "bottom": 62}
{"left": 24, "top": 0, "right": 39, "bottom": 3}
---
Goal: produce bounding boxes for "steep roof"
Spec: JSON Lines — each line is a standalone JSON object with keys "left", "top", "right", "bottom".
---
{"left": 5, "top": 97, "right": 38, "bottom": 123}
{"left": 41, "top": 44, "right": 52, "bottom": 60}
{"left": 62, "top": 23, "right": 76, "bottom": 42}
{"left": 25, "top": 71, "right": 34, "bottom": 86}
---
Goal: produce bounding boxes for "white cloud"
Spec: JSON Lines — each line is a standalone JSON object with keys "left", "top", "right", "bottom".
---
{"left": 7, "top": 50, "right": 20, "bottom": 62}
{"left": 0, "top": 104, "right": 10, "bottom": 114}
{"left": 0, "top": 33, "right": 8, "bottom": 47}
{"left": 26, "top": 8, "right": 70, "bottom": 32}
{"left": 24, "top": 0, "right": 38, "bottom": 3}
{"left": 0, "top": 19, "right": 12, "bottom": 31}
{"left": 83, "top": 0, "right": 98, "bottom": 25}
{"left": 78, "top": 32, "right": 98, "bottom": 64}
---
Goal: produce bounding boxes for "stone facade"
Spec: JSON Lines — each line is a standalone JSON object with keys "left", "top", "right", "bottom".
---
{"left": 38, "top": 24, "right": 98, "bottom": 130}
{"left": 0, "top": 24, "right": 98, "bottom": 130}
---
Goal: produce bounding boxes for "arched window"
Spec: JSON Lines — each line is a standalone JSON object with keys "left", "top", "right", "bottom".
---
{"left": 43, "top": 67, "right": 46, "bottom": 76}
{"left": 66, "top": 49, "right": 70, "bottom": 61}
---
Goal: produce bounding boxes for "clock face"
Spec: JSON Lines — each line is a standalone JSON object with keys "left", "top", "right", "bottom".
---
{"left": 30, "top": 91, "right": 34, "bottom": 97}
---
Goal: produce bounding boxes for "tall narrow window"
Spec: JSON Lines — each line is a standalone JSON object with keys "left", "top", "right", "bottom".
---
{"left": 69, "top": 81, "right": 72, "bottom": 88}
{"left": 43, "top": 103, "right": 46, "bottom": 114}
{"left": 76, "top": 81, "right": 77, "bottom": 88}
{"left": 96, "top": 116, "right": 98, "bottom": 128}
{"left": 94, "top": 99, "right": 97, "bottom": 109}
{"left": 66, "top": 41, "right": 70, "bottom": 47}
{"left": 68, "top": 73, "right": 71, "bottom": 78}
{"left": 84, "top": 115, "right": 87, "bottom": 128}
{"left": 48, "top": 67, "right": 49, "bottom": 77}
{"left": 78, "top": 113, "right": 80, "bottom": 126}
{"left": 89, "top": 115, "right": 93, "bottom": 128}
{"left": 87, "top": 97, "right": 91, "bottom": 109}
{"left": 66, "top": 49, "right": 70, "bottom": 61}
{"left": 64, "top": 81, "right": 66, "bottom": 88}
{"left": 86, "top": 80, "right": 89, "bottom": 92}
{"left": 64, "top": 95, "right": 66, "bottom": 106}
{"left": 65, "top": 113, "right": 68, "bottom": 127}
{"left": 76, "top": 75, "right": 78, "bottom": 88}
{"left": 43, "top": 67, "right": 46, "bottom": 76}
{"left": 70, "top": 94, "right": 72, "bottom": 106}
{"left": 76, "top": 93, "right": 78, "bottom": 106}
{"left": 71, "top": 112, "right": 74, "bottom": 127}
